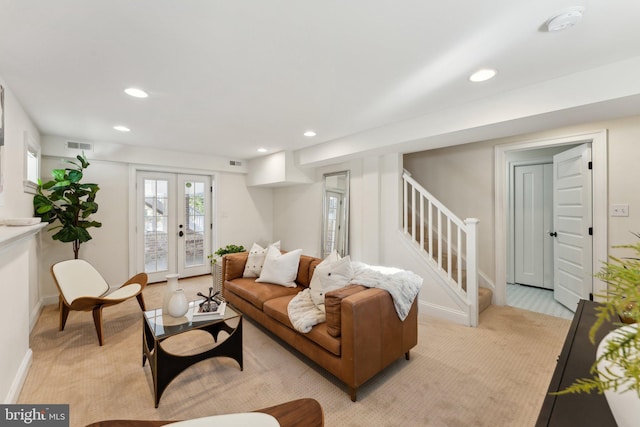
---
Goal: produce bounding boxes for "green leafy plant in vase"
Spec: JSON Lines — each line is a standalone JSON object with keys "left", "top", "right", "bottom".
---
{"left": 207, "top": 244, "right": 246, "bottom": 268}
{"left": 207, "top": 244, "right": 246, "bottom": 292}
{"left": 557, "top": 234, "right": 640, "bottom": 427}
{"left": 33, "top": 154, "right": 101, "bottom": 259}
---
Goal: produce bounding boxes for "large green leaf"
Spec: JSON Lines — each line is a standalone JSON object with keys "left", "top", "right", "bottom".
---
{"left": 68, "top": 169, "right": 83, "bottom": 183}
{"left": 51, "top": 169, "right": 66, "bottom": 181}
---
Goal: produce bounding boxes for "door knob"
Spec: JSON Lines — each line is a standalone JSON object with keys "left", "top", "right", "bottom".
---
{"left": 179, "top": 231, "right": 184, "bottom": 237}
{"left": 549, "top": 231, "right": 557, "bottom": 237}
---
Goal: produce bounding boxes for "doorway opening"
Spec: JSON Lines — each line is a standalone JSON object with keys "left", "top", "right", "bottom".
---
{"left": 130, "top": 170, "right": 214, "bottom": 283}
{"left": 494, "top": 130, "right": 608, "bottom": 316}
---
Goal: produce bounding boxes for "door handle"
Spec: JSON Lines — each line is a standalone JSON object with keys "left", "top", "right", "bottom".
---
{"left": 549, "top": 231, "right": 557, "bottom": 237}
{"left": 179, "top": 231, "right": 184, "bottom": 237}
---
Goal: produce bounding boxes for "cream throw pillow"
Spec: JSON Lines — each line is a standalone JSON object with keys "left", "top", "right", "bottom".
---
{"left": 243, "top": 241, "right": 281, "bottom": 277}
{"left": 256, "top": 246, "right": 303, "bottom": 287}
{"left": 309, "top": 254, "right": 353, "bottom": 307}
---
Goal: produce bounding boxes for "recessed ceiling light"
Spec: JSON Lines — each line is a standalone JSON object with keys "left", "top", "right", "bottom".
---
{"left": 469, "top": 68, "right": 497, "bottom": 83}
{"left": 257, "top": 148, "right": 268, "bottom": 153}
{"left": 303, "top": 130, "right": 317, "bottom": 137}
{"left": 124, "top": 87, "right": 149, "bottom": 98}
{"left": 113, "top": 125, "right": 130, "bottom": 132}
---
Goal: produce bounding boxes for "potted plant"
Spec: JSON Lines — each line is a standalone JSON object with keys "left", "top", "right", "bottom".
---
{"left": 208, "top": 244, "right": 246, "bottom": 291}
{"left": 208, "top": 244, "right": 246, "bottom": 268}
{"left": 33, "top": 154, "right": 101, "bottom": 259}
{"left": 558, "top": 234, "right": 640, "bottom": 427}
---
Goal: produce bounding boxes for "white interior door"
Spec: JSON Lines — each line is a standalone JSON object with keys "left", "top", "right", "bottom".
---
{"left": 137, "top": 172, "right": 211, "bottom": 283}
{"left": 514, "top": 164, "right": 553, "bottom": 289}
{"left": 552, "top": 143, "right": 592, "bottom": 311}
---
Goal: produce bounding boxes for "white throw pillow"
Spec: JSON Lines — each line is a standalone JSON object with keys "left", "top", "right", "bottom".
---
{"left": 309, "top": 255, "right": 353, "bottom": 307}
{"left": 256, "top": 246, "right": 303, "bottom": 287}
{"left": 308, "top": 250, "right": 340, "bottom": 295}
{"left": 243, "top": 241, "right": 281, "bottom": 277}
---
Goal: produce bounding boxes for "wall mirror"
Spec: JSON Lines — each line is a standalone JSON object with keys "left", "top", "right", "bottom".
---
{"left": 321, "top": 170, "right": 350, "bottom": 258}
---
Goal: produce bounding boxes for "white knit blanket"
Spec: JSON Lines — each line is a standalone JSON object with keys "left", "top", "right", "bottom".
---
{"left": 287, "top": 263, "right": 423, "bottom": 333}
{"left": 349, "top": 262, "right": 423, "bottom": 321}
{"left": 287, "top": 288, "right": 326, "bottom": 333}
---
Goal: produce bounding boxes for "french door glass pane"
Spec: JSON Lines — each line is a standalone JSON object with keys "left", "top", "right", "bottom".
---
{"left": 325, "top": 195, "right": 339, "bottom": 253}
{"left": 144, "top": 179, "right": 169, "bottom": 273}
{"left": 184, "top": 180, "right": 206, "bottom": 267}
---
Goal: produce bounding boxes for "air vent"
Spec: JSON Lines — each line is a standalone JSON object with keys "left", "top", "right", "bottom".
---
{"left": 66, "top": 141, "right": 93, "bottom": 151}
{"left": 229, "top": 160, "right": 242, "bottom": 166}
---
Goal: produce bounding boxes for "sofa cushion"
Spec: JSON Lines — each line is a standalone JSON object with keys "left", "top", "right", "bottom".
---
{"left": 263, "top": 295, "right": 341, "bottom": 356}
{"left": 243, "top": 241, "right": 280, "bottom": 278}
{"left": 256, "top": 246, "right": 302, "bottom": 287}
{"left": 224, "top": 278, "right": 301, "bottom": 310}
{"left": 296, "top": 256, "right": 322, "bottom": 288}
{"left": 309, "top": 255, "right": 353, "bottom": 307}
{"left": 223, "top": 252, "right": 249, "bottom": 281}
{"left": 325, "top": 285, "right": 368, "bottom": 337}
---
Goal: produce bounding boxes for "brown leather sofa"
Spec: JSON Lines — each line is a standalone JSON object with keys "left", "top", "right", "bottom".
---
{"left": 222, "top": 251, "right": 418, "bottom": 401}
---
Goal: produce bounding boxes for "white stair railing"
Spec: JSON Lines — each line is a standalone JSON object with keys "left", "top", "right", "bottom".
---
{"left": 402, "top": 170, "right": 480, "bottom": 326}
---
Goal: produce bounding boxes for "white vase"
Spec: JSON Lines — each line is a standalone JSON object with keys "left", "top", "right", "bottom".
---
{"left": 167, "top": 288, "right": 189, "bottom": 317}
{"left": 597, "top": 324, "right": 640, "bottom": 427}
{"left": 163, "top": 273, "right": 180, "bottom": 314}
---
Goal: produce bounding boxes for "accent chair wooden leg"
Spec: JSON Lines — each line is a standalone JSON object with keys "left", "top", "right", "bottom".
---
{"left": 405, "top": 350, "right": 411, "bottom": 360}
{"left": 92, "top": 305, "right": 105, "bottom": 346}
{"left": 136, "top": 293, "right": 146, "bottom": 311}
{"left": 59, "top": 296, "right": 70, "bottom": 331}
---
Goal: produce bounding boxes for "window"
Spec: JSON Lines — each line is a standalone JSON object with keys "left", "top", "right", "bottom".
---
{"left": 23, "top": 131, "right": 40, "bottom": 193}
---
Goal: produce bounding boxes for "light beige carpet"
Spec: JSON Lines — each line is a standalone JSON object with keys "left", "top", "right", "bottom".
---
{"left": 19, "top": 276, "right": 571, "bottom": 427}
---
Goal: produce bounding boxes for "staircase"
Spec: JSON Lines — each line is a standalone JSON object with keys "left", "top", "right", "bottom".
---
{"left": 402, "top": 170, "right": 492, "bottom": 326}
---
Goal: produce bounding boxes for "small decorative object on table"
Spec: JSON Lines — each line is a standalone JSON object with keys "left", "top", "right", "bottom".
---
{"left": 193, "top": 287, "right": 227, "bottom": 320}
{"left": 197, "top": 287, "right": 223, "bottom": 312}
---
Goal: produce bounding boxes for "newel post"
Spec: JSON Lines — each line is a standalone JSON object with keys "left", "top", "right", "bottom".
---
{"left": 465, "top": 218, "right": 479, "bottom": 327}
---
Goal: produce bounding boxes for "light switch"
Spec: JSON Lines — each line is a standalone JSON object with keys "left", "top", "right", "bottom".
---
{"left": 611, "top": 204, "right": 629, "bottom": 217}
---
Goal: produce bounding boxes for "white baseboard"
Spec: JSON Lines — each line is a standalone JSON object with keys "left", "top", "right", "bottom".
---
{"left": 4, "top": 349, "right": 32, "bottom": 404}
{"left": 29, "top": 301, "right": 43, "bottom": 333}
{"left": 41, "top": 294, "right": 58, "bottom": 306}
{"left": 418, "top": 299, "right": 469, "bottom": 326}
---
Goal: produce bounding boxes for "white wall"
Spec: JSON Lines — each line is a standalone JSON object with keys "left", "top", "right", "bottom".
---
{"left": 38, "top": 157, "right": 131, "bottom": 299}
{"left": 0, "top": 79, "right": 42, "bottom": 403}
{"left": 272, "top": 160, "right": 361, "bottom": 259}
{"left": 404, "top": 115, "right": 640, "bottom": 288}
{"left": 273, "top": 153, "right": 467, "bottom": 322}
{"left": 37, "top": 150, "right": 275, "bottom": 302}
{"left": 216, "top": 172, "right": 274, "bottom": 251}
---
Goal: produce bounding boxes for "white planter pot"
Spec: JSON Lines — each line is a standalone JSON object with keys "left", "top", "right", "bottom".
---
{"left": 163, "top": 273, "right": 180, "bottom": 313}
{"left": 168, "top": 288, "right": 189, "bottom": 318}
{"left": 597, "top": 324, "right": 640, "bottom": 427}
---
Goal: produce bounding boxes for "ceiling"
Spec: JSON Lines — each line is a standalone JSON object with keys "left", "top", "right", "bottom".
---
{"left": 1, "top": 1, "right": 640, "bottom": 164}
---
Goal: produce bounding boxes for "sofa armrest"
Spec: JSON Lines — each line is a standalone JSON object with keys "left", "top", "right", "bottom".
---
{"left": 340, "top": 288, "right": 418, "bottom": 396}
{"left": 222, "top": 252, "right": 249, "bottom": 281}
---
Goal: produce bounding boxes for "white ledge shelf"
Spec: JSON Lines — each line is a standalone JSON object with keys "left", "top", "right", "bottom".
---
{"left": 0, "top": 223, "right": 47, "bottom": 252}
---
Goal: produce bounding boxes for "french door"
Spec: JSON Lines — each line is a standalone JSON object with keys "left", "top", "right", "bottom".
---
{"left": 136, "top": 172, "right": 212, "bottom": 283}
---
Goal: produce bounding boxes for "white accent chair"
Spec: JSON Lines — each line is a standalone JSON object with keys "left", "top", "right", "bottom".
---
{"left": 51, "top": 259, "right": 148, "bottom": 346}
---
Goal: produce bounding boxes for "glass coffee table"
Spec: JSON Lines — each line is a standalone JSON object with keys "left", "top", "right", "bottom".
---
{"left": 142, "top": 301, "right": 243, "bottom": 407}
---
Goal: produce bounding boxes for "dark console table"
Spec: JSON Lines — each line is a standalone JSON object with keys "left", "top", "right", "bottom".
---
{"left": 536, "top": 299, "right": 616, "bottom": 426}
